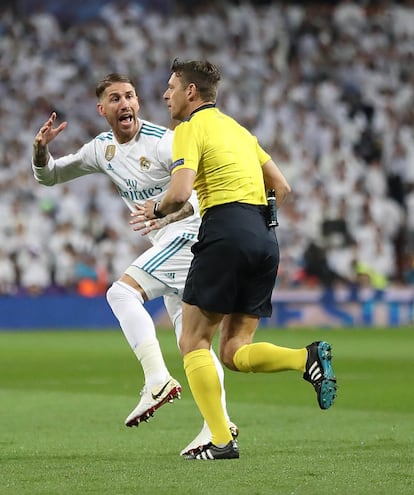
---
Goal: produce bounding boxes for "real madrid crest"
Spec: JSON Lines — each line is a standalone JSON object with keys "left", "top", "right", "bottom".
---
{"left": 105, "top": 145, "right": 116, "bottom": 161}
{"left": 140, "top": 156, "right": 151, "bottom": 170}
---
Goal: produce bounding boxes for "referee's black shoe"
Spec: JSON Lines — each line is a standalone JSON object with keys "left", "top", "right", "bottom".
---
{"left": 303, "top": 341, "right": 337, "bottom": 410}
{"left": 184, "top": 440, "right": 239, "bottom": 460}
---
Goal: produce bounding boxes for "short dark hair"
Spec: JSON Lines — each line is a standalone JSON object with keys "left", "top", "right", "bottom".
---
{"left": 96, "top": 73, "right": 135, "bottom": 99}
{"left": 170, "top": 58, "right": 221, "bottom": 102}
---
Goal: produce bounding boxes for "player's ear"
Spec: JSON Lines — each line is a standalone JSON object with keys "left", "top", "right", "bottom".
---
{"left": 97, "top": 103, "right": 105, "bottom": 117}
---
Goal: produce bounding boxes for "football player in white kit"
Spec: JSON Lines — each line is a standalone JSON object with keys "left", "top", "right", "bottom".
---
{"left": 31, "top": 73, "right": 237, "bottom": 456}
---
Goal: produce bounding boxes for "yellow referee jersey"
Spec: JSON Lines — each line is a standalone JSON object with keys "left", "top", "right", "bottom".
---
{"left": 171, "top": 105, "right": 270, "bottom": 216}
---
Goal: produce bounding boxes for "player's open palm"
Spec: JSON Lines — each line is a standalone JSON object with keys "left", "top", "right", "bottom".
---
{"left": 35, "top": 112, "right": 67, "bottom": 146}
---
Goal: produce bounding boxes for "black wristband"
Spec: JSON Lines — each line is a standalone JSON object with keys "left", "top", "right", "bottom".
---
{"left": 153, "top": 201, "right": 166, "bottom": 218}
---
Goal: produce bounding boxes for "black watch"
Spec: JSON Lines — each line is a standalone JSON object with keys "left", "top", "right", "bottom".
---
{"left": 153, "top": 201, "right": 166, "bottom": 218}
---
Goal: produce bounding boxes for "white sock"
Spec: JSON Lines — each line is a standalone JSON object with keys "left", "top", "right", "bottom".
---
{"left": 107, "top": 281, "right": 170, "bottom": 386}
{"left": 134, "top": 339, "right": 171, "bottom": 387}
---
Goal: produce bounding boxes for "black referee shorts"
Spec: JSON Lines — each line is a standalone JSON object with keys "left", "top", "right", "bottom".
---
{"left": 182, "top": 202, "right": 279, "bottom": 317}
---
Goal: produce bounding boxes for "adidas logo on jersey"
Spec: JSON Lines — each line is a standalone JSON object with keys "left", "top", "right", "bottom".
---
{"left": 107, "top": 163, "right": 114, "bottom": 171}
{"left": 165, "top": 272, "right": 176, "bottom": 280}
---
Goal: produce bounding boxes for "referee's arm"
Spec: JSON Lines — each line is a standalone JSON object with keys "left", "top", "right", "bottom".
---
{"left": 156, "top": 168, "right": 196, "bottom": 217}
{"left": 262, "top": 159, "right": 291, "bottom": 207}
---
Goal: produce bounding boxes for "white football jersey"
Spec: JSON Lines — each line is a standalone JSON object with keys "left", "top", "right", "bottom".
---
{"left": 33, "top": 119, "right": 200, "bottom": 244}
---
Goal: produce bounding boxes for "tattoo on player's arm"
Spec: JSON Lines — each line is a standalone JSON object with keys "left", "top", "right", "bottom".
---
{"left": 163, "top": 201, "right": 194, "bottom": 225}
{"left": 33, "top": 143, "right": 49, "bottom": 167}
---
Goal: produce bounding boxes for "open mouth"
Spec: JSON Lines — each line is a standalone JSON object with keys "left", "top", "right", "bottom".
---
{"left": 119, "top": 113, "right": 133, "bottom": 124}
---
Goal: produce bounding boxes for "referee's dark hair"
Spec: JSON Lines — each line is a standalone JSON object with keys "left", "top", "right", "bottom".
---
{"left": 171, "top": 58, "right": 220, "bottom": 102}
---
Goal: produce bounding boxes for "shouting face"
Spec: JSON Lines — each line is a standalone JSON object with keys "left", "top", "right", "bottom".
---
{"left": 97, "top": 82, "right": 140, "bottom": 143}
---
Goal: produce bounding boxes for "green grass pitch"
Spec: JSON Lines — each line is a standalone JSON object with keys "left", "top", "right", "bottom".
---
{"left": 1, "top": 327, "right": 413, "bottom": 495}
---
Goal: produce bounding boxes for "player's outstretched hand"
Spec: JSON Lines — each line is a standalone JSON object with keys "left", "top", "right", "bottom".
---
{"left": 34, "top": 112, "right": 67, "bottom": 147}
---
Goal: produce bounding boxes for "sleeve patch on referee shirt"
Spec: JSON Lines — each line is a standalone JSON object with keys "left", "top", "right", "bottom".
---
{"left": 170, "top": 158, "right": 184, "bottom": 171}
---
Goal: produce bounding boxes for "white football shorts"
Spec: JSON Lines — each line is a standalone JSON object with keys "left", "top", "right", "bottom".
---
{"left": 125, "top": 231, "right": 196, "bottom": 301}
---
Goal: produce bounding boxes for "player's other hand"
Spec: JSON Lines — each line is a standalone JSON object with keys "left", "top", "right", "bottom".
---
{"left": 130, "top": 203, "right": 164, "bottom": 235}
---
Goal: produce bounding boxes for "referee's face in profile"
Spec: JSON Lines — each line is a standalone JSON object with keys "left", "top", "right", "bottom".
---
{"left": 97, "top": 82, "right": 140, "bottom": 143}
{"left": 163, "top": 73, "right": 190, "bottom": 122}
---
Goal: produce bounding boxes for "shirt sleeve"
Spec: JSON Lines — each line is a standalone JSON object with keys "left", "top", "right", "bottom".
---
{"left": 256, "top": 138, "right": 272, "bottom": 166}
{"left": 32, "top": 140, "right": 101, "bottom": 186}
{"left": 170, "top": 121, "right": 201, "bottom": 174}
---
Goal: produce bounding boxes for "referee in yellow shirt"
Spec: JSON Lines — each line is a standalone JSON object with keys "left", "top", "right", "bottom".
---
{"left": 142, "top": 59, "right": 337, "bottom": 460}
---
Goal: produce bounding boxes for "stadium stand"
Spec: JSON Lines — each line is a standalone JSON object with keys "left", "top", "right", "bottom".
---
{"left": 1, "top": 0, "right": 414, "bottom": 297}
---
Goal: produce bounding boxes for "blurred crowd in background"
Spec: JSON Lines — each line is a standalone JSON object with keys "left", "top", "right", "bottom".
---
{"left": 1, "top": 0, "right": 414, "bottom": 297}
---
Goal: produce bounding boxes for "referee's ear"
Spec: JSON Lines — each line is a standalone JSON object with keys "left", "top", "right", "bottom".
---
{"left": 187, "top": 82, "right": 199, "bottom": 100}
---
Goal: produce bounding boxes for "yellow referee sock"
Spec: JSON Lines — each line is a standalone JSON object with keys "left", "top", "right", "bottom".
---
{"left": 184, "top": 349, "right": 232, "bottom": 446}
{"left": 233, "top": 343, "right": 307, "bottom": 373}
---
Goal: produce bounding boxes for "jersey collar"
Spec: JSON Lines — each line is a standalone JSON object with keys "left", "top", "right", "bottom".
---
{"left": 186, "top": 103, "right": 216, "bottom": 121}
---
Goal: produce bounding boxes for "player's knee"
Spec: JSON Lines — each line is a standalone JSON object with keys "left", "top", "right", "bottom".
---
{"left": 106, "top": 283, "right": 117, "bottom": 307}
{"left": 106, "top": 280, "right": 144, "bottom": 309}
